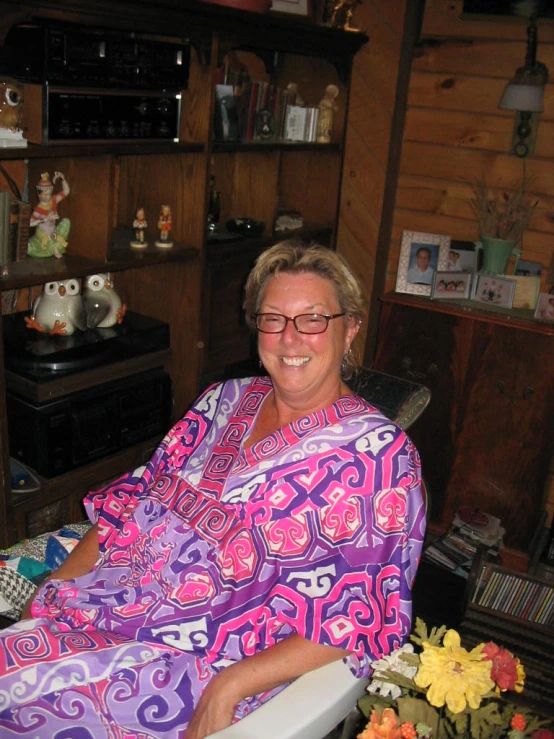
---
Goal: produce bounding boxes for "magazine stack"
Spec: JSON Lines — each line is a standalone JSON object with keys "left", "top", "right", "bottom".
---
{"left": 423, "top": 506, "right": 505, "bottom": 578}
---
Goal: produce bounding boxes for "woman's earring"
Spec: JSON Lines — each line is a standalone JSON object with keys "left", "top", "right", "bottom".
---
{"left": 341, "top": 349, "right": 352, "bottom": 376}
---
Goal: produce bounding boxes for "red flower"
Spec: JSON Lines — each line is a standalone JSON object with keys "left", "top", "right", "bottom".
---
{"left": 481, "top": 642, "right": 519, "bottom": 691}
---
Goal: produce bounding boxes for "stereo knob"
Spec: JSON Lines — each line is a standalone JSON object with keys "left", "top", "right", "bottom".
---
{"left": 157, "top": 98, "right": 172, "bottom": 115}
{"left": 137, "top": 100, "right": 150, "bottom": 116}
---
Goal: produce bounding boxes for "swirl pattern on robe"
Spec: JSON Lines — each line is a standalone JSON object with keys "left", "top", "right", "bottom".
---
{"left": 0, "top": 376, "right": 425, "bottom": 737}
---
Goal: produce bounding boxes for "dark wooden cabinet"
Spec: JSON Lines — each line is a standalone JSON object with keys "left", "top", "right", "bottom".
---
{"left": 0, "top": 0, "right": 366, "bottom": 546}
{"left": 374, "top": 293, "right": 554, "bottom": 568}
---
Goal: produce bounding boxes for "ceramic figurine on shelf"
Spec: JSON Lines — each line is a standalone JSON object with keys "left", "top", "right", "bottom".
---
{"left": 83, "top": 273, "right": 127, "bottom": 328}
{"left": 327, "top": 0, "right": 362, "bottom": 31}
{"left": 24, "top": 279, "right": 86, "bottom": 335}
{"left": 0, "top": 76, "right": 27, "bottom": 147}
{"left": 130, "top": 206, "right": 148, "bottom": 248}
{"left": 27, "top": 171, "right": 71, "bottom": 259}
{"left": 316, "top": 84, "right": 339, "bottom": 144}
{"left": 155, "top": 204, "right": 173, "bottom": 248}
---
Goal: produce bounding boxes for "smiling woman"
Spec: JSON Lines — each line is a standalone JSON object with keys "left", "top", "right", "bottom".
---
{"left": 0, "top": 239, "right": 425, "bottom": 739}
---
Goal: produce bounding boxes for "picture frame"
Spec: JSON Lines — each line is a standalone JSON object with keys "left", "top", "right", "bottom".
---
{"left": 395, "top": 231, "right": 451, "bottom": 297}
{"left": 472, "top": 274, "right": 516, "bottom": 309}
{"left": 514, "top": 259, "right": 543, "bottom": 278}
{"left": 534, "top": 292, "right": 554, "bottom": 323}
{"left": 448, "top": 239, "right": 481, "bottom": 273}
{"left": 270, "top": 0, "right": 310, "bottom": 16}
{"left": 431, "top": 271, "right": 472, "bottom": 300}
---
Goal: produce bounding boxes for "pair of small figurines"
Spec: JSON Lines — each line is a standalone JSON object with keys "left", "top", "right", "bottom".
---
{"left": 130, "top": 205, "right": 173, "bottom": 249}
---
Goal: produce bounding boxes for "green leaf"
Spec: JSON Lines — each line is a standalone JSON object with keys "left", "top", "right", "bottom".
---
{"left": 357, "top": 694, "right": 394, "bottom": 719}
{"left": 396, "top": 696, "right": 440, "bottom": 734}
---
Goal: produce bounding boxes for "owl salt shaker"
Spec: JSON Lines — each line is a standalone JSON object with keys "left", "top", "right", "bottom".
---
{"left": 24, "top": 279, "right": 86, "bottom": 335}
{"left": 83, "top": 273, "right": 127, "bottom": 328}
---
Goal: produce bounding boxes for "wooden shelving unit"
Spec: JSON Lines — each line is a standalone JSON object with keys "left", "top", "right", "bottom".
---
{"left": 0, "top": 0, "right": 367, "bottom": 547}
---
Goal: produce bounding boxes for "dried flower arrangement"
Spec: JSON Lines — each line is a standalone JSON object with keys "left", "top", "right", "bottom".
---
{"left": 469, "top": 179, "right": 538, "bottom": 244}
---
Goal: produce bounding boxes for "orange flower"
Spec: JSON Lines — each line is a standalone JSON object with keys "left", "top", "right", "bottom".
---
{"left": 357, "top": 708, "right": 401, "bottom": 739}
{"left": 511, "top": 713, "right": 527, "bottom": 731}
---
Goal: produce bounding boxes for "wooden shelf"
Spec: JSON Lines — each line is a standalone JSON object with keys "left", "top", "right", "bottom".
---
{"left": 211, "top": 141, "right": 341, "bottom": 153}
{"left": 0, "top": 248, "right": 200, "bottom": 291}
{"left": 381, "top": 291, "right": 554, "bottom": 336}
{"left": 0, "top": 141, "right": 204, "bottom": 160}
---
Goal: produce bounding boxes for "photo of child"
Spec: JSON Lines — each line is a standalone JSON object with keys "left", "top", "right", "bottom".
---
{"left": 534, "top": 292, "right": 554, "bottom": 322}
{"left": 431, "top": 271, "right": 472, "bottom": 300}
{"left": 473, "top": 275, "right": 516, "bottom": 309}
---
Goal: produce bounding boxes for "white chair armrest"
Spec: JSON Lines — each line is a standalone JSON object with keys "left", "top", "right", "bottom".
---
{"left": 205, "top": 659, "right": 369, "bottom": 739}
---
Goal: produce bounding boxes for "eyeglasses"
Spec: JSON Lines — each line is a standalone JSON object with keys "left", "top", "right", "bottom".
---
{"left": 254, "top": 312, "right": 346, "bottom": 334}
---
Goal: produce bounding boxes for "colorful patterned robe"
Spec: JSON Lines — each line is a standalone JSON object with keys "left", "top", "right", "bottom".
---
{"left": 0, "top": 377, "right": 425, "bottom": 738}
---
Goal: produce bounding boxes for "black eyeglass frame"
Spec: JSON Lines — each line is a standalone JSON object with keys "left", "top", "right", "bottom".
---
{"left": 254, "top": 312, "right": 346, "bottom": 334}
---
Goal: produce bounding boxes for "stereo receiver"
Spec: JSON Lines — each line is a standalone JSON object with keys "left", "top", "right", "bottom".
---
{"left": 23, "top": 85, "right": 182, "bottom": 143}
{"left": 7, "top": 369, "right": 172, "bottom": 479}
{"left": 0, "top": 23, "right": 190, "bottom": 91}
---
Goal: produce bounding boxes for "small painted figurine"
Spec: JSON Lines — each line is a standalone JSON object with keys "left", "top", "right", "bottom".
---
{"left": 83, "top": 273, "right": 127, "bottom": 328}
{"left": 131, "top": 207, "right": 148, "bottom": 248}
{"left": 155, "top": 204, "right": 173, "bottom": 248}
{"left": 27, "top": 171, "right": 71, "bottom": 259}
{"left": 24, "top": 279, "right": 86, "bottom": 335}
{"left": 316, "top": 84, "right": 339, "bottom": 144}
{"left": 0, "top": 77, "right": 24, "bottom": 131}
{"left": 327, "top": 0, "right": 362, "bottom": 31}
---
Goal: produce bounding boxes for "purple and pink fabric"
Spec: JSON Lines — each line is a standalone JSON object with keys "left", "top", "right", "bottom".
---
{"left": 0, "top": 376, "right": 425, "bottom": 737}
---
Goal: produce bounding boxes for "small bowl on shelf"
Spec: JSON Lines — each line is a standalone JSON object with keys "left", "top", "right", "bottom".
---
{"left": 226, "top": 217, "right": 265, "bottom": 238}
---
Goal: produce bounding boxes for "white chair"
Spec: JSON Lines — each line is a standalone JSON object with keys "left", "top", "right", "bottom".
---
{"left": 206, "top": 658, "right": 368, "bottom": 739}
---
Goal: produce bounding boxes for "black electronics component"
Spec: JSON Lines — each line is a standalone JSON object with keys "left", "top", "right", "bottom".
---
{"left": 7, "top": 369, "right": 172, "bottom": 479}
{"left": 0, "top": 23, "right": 190, "bottom": 91}
{"left": 2, "top": 310, "right": 170, "bottom": 383}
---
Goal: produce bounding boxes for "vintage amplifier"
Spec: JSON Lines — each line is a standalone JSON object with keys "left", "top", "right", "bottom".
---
{"left": 0, "top": 23, "right": 190, "bottom": 91}
{"left": 22, "top": 85, "right": 182, "bottom": 144}
{"left": 7, "top": 368, "right": 172, "bottom": 479}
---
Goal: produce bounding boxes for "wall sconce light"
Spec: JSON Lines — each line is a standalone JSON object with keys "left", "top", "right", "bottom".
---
{"left": 498, "top": 14, "right": 549, "bottom": 158}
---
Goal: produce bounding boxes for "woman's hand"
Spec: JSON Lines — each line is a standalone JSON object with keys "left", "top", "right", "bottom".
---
{"left": 19, "top": 592, "right": 37, "bottom": 621}
{"left": 183, "top": 634, "right": 349, "bottom": 739}
{"left": 183, "top": 669, "right": 239, "bottom": 739}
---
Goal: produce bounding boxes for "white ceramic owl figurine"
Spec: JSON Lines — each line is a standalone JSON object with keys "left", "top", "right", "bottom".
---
{"left": 24, "top": 279, "right": 86, "bottom": 335}
{"left": 83, "top": 273, "right": 126, "bottom": 328}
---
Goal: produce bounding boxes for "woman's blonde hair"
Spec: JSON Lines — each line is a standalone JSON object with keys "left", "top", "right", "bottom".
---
{"left": 243, "top": 239, "right": 365, "bottom": 378}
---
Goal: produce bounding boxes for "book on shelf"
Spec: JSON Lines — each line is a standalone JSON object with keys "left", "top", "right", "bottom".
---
{"left": 9, "top": 198, "right": 31, "bottom": 262}
{"left": 0, "top": 190, "right": 11, "bottom": 268}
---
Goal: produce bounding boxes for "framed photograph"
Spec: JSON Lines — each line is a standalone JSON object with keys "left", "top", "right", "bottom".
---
{"left": 270, "top": 0, "right": 310, "bottom": 16}
{"left": 514, "top": 259, "right": 543, "bottom": 278}
{"left": 448, "top": 239, "right": 481, "bottom": 273}
{"left": 534, "top": 292, "right": 554, "bottom": 322}
{"left": 472, "top": 274, "right": 516, "bottom": 309}
{"left": 432, "top": 271, "right": 472, "bottom": 300}
{"left": 395, "top": 231, "right": 451, "bottom": 297}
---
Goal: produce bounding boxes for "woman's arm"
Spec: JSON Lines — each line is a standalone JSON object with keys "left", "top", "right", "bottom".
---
{"left": 19, "top": 523, "right": 100, "bottom": 620}
{"left": 184, "top": 634, "right": 349, "bottom": 739}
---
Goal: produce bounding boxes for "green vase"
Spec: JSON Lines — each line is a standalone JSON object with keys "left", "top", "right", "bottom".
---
{"left": 474, "top": 236, "right": 521, "bottom": 275}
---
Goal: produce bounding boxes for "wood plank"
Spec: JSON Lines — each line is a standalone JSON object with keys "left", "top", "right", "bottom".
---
{"left": 422, "top": 0, "right": 554, "bottom": 42}
{"left": 348, "top": 70, "right": 392, "bottom": 170}
{"left": 399, "top": 140, "right": 554, "bottom": 194}
{"left": 414, "top": 37, "right": 554, "bottom": 79}
{"left": 404, "top": 107, "right": 554, "bottom": 159}
{"left": 395, "top": 174, "right": 554, "bottom": 235}
{"left": 408, "top": 71, "right": 554, "bottom": 120}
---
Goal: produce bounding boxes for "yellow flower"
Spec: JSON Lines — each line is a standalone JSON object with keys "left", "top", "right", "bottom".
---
{"left": 414, "top": 629, "right": 494, "bottom": 713}
{"left": 515, "top": 661, "right": 525, "bottom": 693}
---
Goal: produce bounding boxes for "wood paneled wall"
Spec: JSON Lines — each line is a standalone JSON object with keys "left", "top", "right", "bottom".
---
{"left": 387, "top": 0, "right": 554, "bottom": 294}
{"left": 336, "top": 0, "right": 408, "bottom": 358}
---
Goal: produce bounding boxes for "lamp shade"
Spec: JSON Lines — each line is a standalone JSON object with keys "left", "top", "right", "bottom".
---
{"left": 499, "top": 81, "right": 545, "bottom": 111}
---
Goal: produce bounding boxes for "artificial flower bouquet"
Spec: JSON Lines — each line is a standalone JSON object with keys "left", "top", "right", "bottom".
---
{"left": 357, "top": 618, "right": 553, "bottom": 739}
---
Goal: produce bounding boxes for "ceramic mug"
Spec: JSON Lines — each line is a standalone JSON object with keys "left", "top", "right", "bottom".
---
{"left": 474, "top": 237, "right": 521, "bottom": 275}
